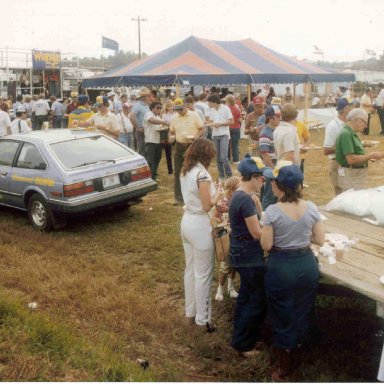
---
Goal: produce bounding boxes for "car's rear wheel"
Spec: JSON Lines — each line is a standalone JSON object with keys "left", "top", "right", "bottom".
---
{"left": 27, "top": 193, "right": 54, "bottom": 231}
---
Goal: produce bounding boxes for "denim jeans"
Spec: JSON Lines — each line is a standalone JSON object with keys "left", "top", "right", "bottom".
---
{"left": 52, "top": 115, "right": 63, "bottom": 128}
{"left": 213, "top": 135, "right": 232, "bottom": 179}
{"left": 265, "top": 248, "right": 319, "bottom": 350}
{"left": 229, "top": 128, "right": 240, "bottom": 162}
{"left": 118, "top": 132, "right": 134, "bottom": 149}
{"left": 231, "top": 266, "right": 266, "bottom": 352}
{"left": 162, "top": 142, "right": 173, "bottom": 174}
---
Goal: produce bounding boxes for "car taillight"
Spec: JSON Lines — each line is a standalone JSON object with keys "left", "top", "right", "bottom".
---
{"left": 63, "top": 181, "right": 94, "bottom": 197}
{"left": 131, "top": 165, "right": 151, "bottom": 181}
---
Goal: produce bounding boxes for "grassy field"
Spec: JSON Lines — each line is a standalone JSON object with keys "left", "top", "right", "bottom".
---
{"left": 0, "top": 118, "right": 384, "bottom": 381}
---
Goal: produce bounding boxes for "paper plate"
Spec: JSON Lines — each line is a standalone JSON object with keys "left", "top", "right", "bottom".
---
{"left": 325, "top": 233, "right": 349, "bottom": 244}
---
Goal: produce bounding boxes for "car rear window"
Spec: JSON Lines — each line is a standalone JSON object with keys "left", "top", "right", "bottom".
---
{"left": 49, "top": 136, "right": 134, "bottom": 169}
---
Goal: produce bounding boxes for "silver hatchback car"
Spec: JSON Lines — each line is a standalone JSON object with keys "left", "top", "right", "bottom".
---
{"left": 0, "top": 129, "right": 157, "bottom": 230}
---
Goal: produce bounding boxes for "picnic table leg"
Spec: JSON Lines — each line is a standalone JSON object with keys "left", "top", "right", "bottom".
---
{"left": 377, "top": 302, "right": 384, "bottom": 381}
{"left": 378, "top": 342, "right": 384, "bottom": 381}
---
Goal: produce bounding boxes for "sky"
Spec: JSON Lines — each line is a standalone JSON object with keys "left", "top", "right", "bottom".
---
{"left": 3, "top": 0, "right": 384, "bottom": 63}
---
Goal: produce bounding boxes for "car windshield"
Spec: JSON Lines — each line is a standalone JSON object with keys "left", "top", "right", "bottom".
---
{"left": 49, "top": 136, "right": 134, "bottom": 169}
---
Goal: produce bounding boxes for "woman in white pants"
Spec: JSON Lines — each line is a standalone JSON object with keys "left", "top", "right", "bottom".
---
{"left": 180, "top": 138, "right": 221, "bottom": 331}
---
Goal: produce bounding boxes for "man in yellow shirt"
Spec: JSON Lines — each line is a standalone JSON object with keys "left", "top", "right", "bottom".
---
{"left": 169, "top": 98, "right": 204, "bottom": 205}
{"left": 68, "top": 95, "right": 94, "bottom": 128}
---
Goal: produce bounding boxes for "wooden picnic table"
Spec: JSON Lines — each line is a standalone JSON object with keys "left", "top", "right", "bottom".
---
{"left": 317, "top": 209, "right": 384, "bottom": 380}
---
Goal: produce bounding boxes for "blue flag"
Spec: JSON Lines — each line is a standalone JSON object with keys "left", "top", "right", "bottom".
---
{"left": 102, "top": 36, "right": 119, "bottom": 51}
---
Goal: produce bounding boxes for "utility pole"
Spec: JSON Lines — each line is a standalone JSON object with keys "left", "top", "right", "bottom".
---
{"left": 131, "top": 16, "right": 147, "bottom": 60}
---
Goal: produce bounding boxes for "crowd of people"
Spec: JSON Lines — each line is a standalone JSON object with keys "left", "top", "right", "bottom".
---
{"left": 1, "top": 83, "right": 384, "bottom": 379}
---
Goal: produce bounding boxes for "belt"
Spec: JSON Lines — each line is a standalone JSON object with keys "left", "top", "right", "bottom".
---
{"left": 233, "top": 234, "right": 254, "bottom": 241}
{"left": 271, "top": 246, "right": 310, "bottom": 253}
{"left": 343, "top": 164, "right": 368, "bottom": 169}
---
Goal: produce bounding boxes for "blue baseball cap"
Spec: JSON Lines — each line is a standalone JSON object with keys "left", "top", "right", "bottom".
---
{"left": 263, "top": 162, "right": 303, "bottom": 188}
{"left": 238, "top": 154, "right": 267, "bottom": 176}
{"left": 265, "top": 105, "right": 281, "bottom": 118}
{"left": 336, "top": 97, "right": 352, "bottom": 111}
{"left": 77, "top": 94, "right": 89, "bottom": 104}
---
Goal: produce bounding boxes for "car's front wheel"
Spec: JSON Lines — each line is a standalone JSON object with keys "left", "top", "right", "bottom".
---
{"left": 27, "top": 193, "right": 54, "bottom": 231}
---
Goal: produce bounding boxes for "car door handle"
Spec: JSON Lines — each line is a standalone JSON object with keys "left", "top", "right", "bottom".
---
{"left": 0, "top": 172, "right": 7, "bottom": 176}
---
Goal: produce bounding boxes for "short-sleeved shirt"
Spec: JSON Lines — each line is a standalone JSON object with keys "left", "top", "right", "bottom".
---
{"left": 209, "top": 104, "right": 233, "bottom": 137}
{"left": 180, "top": 163, "right": 215, "bottom": 215}
{"left": 51, "top": 100, "right": 63, "bottom": 116}
{"left": 132, "top": 101, "right": 150, "bottom": 127}
{"left": 258, "top": 125, "right": 276, "bottom": 159}
{"left": 170, "top": 110, "right": 204, "bottom": 144}
{"left": 32, "top": 99, "right": 50, "bottom": 116}
{"left": 273, "top": 121, "right": 300, "bottom": 166}
{"left": 86, "top": 111, "right": 119, "bottom": 138}
{"left": 323, "top": 117, "right": 345, "bottom": 159}
{"left": 228, "top": 190, "right": 258, "bottom": 238}
{"left": 245, "top": 109, "right": 263, "bottom": 140}
{"left": 263, "top": 201, "right": 321, "bottom": 249}
{"left": 335, "top": 125, "right": 366, "bottom": 167}
{"left": 144, "top": 111, "right": 161, "bottom": 144}
{"left": 0, "top": 111, "right": 11, "bottom": 137}
{"left": 11, "top": 118, "right": 31, "bottom": 134}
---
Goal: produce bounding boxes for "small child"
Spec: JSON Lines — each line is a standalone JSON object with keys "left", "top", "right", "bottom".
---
{"left": 213, "top": 176, "right": 241, "bottom": 301}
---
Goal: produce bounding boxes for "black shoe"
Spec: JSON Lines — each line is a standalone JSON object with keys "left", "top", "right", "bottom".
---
{"left": 206, "top": 323, "right": 216, "bottom": 333}
{"left": 168, "top": 170, "right": 173, "bottom": 175}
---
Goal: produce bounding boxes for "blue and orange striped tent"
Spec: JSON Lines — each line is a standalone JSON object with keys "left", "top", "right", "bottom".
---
{"left": 83, "top": 36, "right": 354, "bottom": 88}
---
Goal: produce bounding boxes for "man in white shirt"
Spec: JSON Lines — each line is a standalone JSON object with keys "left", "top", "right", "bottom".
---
{"left": 376, "top": 83, "right": 384, "bottom": 135}
{"left": 32, "top": 93, "right": 50, "bottom": 130}
{"left": 207, "top": 94, "right": 234, "bottom": 179}
{"left": 323, "top": 97, "right": 354, "bottom": 195}
{"left": 273, "top": 103, "right": 300, "bottom": 166}
{"left": 0, "top": 109, "right": 11, "bottom": 137}
{"left": 143, "top": 101, "right": 169, "bottom": 180}
{"left": 11, "top": 107, "right": 32, "bottom": 134}
{"left": 50, "top": 96, "right": 63, "bottom": 128}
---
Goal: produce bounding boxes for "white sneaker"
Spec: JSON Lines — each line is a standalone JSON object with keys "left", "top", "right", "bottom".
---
{"left": 215, "top": 289, "right": 224, "bottom": 301}
{"left": 229, "top": 289, "right": 239, "bottom": 299}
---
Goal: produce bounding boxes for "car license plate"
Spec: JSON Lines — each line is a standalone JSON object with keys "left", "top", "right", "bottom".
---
{"left": 102, "top": 174, "right": 120, "bottom": 189}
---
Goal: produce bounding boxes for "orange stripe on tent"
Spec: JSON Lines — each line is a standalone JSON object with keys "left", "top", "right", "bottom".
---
{"left": 198, "top": 38, "right": 261, "bottom": 74}
{"left": 108, "top": 53, "right": 159, "bottom": 76}
{"left": 241, "top": 39, "right": 306, "bottom": 74}
{"left": 143, "top": 52, "right": 226, "bottom": 75}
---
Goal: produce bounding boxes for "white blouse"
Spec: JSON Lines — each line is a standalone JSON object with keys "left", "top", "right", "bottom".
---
{"left": 180, "top": 163, "right": 215, "bottom": 215}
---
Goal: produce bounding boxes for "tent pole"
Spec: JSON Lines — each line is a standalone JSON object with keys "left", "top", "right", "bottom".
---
{"left": 247, "top": 84, "right": 251, "bottom": 107}
{"left": 293, "top": 83, "right": 296, "bottom": 105}
{"left": 175, "top": 83, "right": 180, "bottom": 98}
{"left": 304, "top": 82, "right": 309, "bottom": 121}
